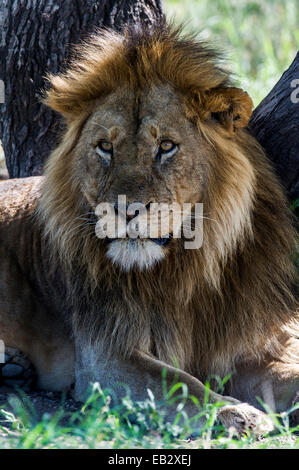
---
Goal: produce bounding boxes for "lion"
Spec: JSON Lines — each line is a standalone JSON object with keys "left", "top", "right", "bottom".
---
{"left": 0, "top": 23, "right": 298, "bottom": 435}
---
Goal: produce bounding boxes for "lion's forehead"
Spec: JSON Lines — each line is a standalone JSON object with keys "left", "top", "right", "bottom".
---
{"left": 88, "top": 84, "right": 186, "bottom": 137}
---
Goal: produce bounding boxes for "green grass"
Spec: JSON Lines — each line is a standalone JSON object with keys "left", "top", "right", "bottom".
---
{"left": 165, "top": 0, "right": 299, "bottom": 106}
{"left": 0, "top": 381, "right": 298, "bottom": 449}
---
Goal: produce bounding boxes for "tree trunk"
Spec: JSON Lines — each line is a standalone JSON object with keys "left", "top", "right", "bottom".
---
{"left": 0, "top": 0, "right": 164, "bottom": 178}
{"left": 249, "top": 52, "right": 299, "bottom": 201}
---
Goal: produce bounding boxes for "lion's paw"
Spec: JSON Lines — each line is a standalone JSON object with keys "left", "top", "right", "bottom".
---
{"left": 217, "top": 403, "right": 274, "bottom": 437}
{"left": 0, "top": 347, "right": 36, "bottom": 389}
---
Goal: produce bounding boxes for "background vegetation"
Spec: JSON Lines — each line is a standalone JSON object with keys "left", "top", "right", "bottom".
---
{"left": 165, "top": 0, "right": 299, "bottom": 106}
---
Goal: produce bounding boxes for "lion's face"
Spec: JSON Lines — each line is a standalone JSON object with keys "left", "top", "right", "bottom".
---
{"left": 41, "top": 26, "right": 256, "bottom": 278}
{"left": 73, "top": 84, "right": 208, "bottom": 270}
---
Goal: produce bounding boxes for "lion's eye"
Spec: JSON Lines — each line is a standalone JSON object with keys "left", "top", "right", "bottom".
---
{"left": 96, "top": 141, "right": 113, "bottom": 163}
{"left": 157, "top": 140, "right": 177, "bottom": 163}
{"left": 98, "top": 142, "right": 113, "bottom": 153}
{"left": 160, "top": 141, "right": 175, "bottom": 153}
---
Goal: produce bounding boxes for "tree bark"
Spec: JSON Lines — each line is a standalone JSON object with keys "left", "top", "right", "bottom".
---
{"left": 0, "top": 0, "right": 164, "bottom": 178}
{"left": 249, "top": 52, "right": 299, "bottom": 201}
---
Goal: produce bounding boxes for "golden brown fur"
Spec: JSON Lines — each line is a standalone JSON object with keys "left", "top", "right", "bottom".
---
{"left": 0, "top": 23, "right": 298, "bottom": 433}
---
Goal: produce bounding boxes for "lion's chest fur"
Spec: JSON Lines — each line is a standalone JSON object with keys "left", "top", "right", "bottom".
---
{"left": 68, "top": 269, "right": 241, "bottom": 379}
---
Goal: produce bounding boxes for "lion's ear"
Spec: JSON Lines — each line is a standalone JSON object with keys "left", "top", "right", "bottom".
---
{"left": 202, "top": 87, "right": 253, "bottom": 132}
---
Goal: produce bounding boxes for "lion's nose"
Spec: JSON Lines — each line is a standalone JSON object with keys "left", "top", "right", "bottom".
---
{"left": 114, "top": 201, "right": 152, "bottom": 222}
{"left": 113, "top": 202, "right": 136, "bottom": 221}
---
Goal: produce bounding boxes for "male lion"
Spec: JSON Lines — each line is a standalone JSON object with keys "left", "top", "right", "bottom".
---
{"left": 0, "top": 24, "right": 298, "bottom": 435}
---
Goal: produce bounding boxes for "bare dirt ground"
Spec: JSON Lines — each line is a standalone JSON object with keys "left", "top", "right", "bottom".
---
{"left": 0, "top": 385, "right": 80, "bottom": 421}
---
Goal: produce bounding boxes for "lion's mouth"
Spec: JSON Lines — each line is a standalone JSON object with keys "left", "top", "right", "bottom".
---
{"left": 106, "top": 236, "right": 172, "bottom": 247}
{"left": 151, "top": 237, "right": 171, "bottom": 246}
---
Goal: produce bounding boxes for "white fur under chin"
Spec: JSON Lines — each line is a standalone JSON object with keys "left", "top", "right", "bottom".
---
{"left": 106, "top": 239, "right": 165, "bottom": 271}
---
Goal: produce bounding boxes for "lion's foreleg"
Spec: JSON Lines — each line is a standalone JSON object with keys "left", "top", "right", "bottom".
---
{"left": 73, "top": 344, "right": 274, "bottom": 435}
